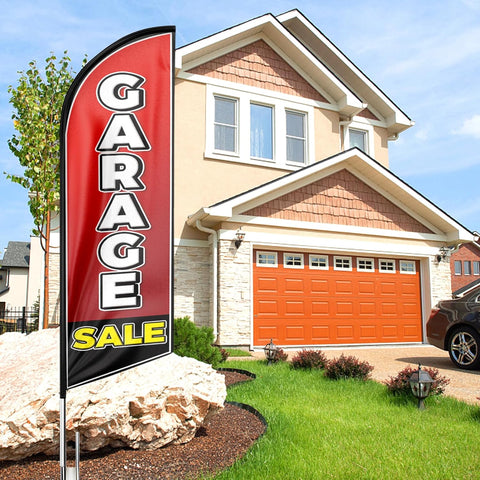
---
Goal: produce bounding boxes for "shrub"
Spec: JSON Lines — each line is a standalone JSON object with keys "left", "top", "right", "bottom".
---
{"left": 217, "top": 347, "right": 230, "bottom": 363}
{"left": 291, "top": 349, "right": 327, "bottom": 370}
{"left": 324, "top": 354, "right": 374, "bottom": 380}
{"left": 268, "top": 347, "right": 288, "bottom": 363}
{"left": 173, "top": 316, "right": 223, "bottom": 367}
{"left": 384, "top": 365, "right": 450, "bottom": 396}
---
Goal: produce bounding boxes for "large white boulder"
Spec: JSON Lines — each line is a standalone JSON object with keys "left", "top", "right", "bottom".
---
{"left": 0, "top": 328, "right": 226, "bottom": 461}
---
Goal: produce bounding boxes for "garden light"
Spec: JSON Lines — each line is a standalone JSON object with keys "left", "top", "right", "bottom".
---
{"left": 264, "top": 339, "right": 278, "bottom": 365}
{"left": 409, "top": 364, "right": 434, "bottom": 409}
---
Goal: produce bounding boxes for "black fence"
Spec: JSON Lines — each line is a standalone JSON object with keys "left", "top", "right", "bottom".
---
{"left": 0, "top": 307, "right": 39, "bottom": 335}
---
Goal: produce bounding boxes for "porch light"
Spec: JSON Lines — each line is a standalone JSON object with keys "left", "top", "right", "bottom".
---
{"left": 409, "top": 364, "right": 434, "bottom": 409}
{"left": 264, "top": 339, "right": 278, "bottom": 365}
{"left": 235, "top": 227, "right": 246, "bottom": 248}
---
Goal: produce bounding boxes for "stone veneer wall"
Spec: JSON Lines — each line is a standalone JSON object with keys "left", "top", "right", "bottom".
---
{"left": 430, "top": 256, "right": 452, "bottom": 307}
{"left": 173, "top": 244, "right": 211, "bottom": 328}
{"left": 217, "top": 239, "right": 251, "bottom": 346}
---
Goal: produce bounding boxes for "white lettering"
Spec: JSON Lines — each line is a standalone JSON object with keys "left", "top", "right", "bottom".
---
{"left": 97, "top": 72, "right": 146, "bottom": 112}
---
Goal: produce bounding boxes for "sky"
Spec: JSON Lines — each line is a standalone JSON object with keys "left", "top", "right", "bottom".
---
{"left": 1, "top": 0, "right": 480, "bottom": 251}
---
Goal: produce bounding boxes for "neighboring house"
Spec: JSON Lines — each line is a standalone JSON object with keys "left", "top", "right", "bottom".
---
{"left": 0, "top": 238, "right": 42, "bottom": 312}
{"left": 48, "top": 10, "right": 474, "bottom": 348}
{"left": 450, "top": 242, "right": 480, "bottom": 293}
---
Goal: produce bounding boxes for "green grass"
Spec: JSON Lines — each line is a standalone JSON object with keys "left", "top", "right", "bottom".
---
{"left": 223, "top": 348, "right": 252, "bottom": 357}
{"left": 208, "top": 360, "right": 480, "bottom": 480}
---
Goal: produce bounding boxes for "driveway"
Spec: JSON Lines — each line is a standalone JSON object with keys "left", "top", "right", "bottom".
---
{"left": 249, "top": 345, "right": 480, "bottom": 404}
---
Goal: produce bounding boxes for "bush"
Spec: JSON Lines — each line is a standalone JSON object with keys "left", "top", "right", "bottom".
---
{"left": 384, "top": 365, "right": 450, "bottom": 396}
{"left": 291, "top": 349, "right": 327, "bottom": 370}
{"left": 267, "top": 347, "right": 288, "bottom": 363}
{"left": 217, "top": 347, "right": 230, "bottom": 363}
{"left": 173, "top": 316, "right": 223, "bottom": 367}
{"left": 324, "top": 354, "right": 374, "bottom": 380}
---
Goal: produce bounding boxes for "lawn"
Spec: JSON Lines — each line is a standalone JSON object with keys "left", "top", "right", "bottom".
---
{"left": 209, "top": 360, "right": 480, "bottom": 480}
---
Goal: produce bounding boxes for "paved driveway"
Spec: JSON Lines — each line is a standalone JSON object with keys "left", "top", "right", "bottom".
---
{"left": 250, "top": 344, "right": 480, "bottom": 404}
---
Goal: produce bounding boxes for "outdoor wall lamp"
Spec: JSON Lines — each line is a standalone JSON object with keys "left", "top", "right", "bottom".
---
{"left": 435, "top": 246, "right": 449, "bottom": 263}
{"left": 409, "top": 364, "right": 434, "bottom": 409}
{"left": 264, "top": 338, "right": 278, "bottom": 365}
{"left": 235, "top": 227, "right": 245, "bottom": 248}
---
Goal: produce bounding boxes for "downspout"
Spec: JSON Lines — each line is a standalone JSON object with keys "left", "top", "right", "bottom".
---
{"left": 195, "top": 220, "right": 219, "bottom": 342}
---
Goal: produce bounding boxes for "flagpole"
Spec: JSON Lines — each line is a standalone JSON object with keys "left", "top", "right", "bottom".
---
{"left": 59, "top": 395, "right": 67, "bottom": 479}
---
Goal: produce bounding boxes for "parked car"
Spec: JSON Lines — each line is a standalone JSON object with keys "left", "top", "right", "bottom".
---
{"left": 426, "top": 285, "right": 480, "bottom": 370}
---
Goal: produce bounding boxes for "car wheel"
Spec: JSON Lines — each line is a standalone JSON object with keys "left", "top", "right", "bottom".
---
{"left": 448, "top": 326, "right": 480, "bottom": 370}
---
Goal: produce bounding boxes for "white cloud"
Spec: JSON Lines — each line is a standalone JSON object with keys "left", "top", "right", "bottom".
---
{"left": 453, "top": 115, "right": 480, "bottom": 139}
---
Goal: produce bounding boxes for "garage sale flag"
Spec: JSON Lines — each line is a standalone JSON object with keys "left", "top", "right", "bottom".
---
{"left": 60, "top": 27, "right": 175, "bottom": 392}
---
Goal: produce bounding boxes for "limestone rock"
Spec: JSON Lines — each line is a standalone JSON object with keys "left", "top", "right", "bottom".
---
{"left": 0, "top": 328, "right": 226, "bottom": 461}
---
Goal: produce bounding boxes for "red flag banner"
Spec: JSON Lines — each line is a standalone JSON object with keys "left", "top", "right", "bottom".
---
{"left": 60, "top": 27, "right": 174, "bottom": 390}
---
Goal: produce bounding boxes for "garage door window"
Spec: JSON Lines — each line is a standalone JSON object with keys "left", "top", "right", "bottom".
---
{"left": 257, "top": 251, "right": 277, "bottom": 267}
{"left": 334, "top": 256, "right": 352, "bottom": 271}
{"left": 379, "top": 259, "right": 396, "bottom": 273}
{"left": 284, "top": 253, "right": 304, "bottom": 268}
{"left": 357, "top": 258, "right": 374, "bottom": 272}
{"left": 309, "top": 255, "right": 329, "bottom": 270}
{"left": 400, "top": 260, "right": 416, "bottom": 274}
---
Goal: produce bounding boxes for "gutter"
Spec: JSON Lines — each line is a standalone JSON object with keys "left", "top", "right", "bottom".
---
{"left": 194, "top": 219, "right": 219, "bottom": 342}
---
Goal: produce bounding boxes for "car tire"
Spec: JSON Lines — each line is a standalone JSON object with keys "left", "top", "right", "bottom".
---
{"left": 448, "top": 326, "right": 480, "bottom": 370}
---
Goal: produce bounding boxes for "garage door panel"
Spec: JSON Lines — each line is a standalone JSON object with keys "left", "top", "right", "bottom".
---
{"left": 254, "top": 250, "right": 422, "bottom": 346}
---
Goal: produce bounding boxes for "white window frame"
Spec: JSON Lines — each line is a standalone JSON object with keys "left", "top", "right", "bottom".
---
{"left": 205, "top": 84, "right": 314, "bottom": 169}
{"left": 464, "top": 260, "right": 472, "bottom": 276}
{"left": 379, "top": 259, "right": 396, "bottom": 273}
{"left": 334, "top": 256, "right": 352, "bottom": 271}
{"left": 284, "top": 253, "right": 304, "bottom": 269}
{"left": 213, "top": 95, "right": 239, "bottom": 155}
{"left": 399, "top": 260, "right": 416, "bottom": 274}
{"left": 309, "top": 254, "right": 329, "bottom": 270}
{"left": 474, "top": 261, "right": 480, "bottom": 276}
{"left": 256, "top": 251, "right": 278, "bottom": 267}
{"left": 345, "top": 120, "right": 374, "bottom": 156}
{"left": 357, "top": 257, "right": 374, "bottom": 272}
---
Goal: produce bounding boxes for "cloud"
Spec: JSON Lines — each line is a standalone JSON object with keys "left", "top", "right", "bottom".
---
{"left": 453, "top": 115, "right": 480, "bottom": 139}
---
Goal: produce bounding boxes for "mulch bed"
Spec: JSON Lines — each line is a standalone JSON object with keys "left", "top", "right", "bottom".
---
{"left": 0, "top": 370, "right": 264, "bottom": 480}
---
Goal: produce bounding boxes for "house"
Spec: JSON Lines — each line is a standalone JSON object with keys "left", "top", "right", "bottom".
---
{"left": 48, "top": 9, "right": 474, "bottom": 349}
{"left": 0, "top": 238, "right": 42, "bottom": 313}
{"left": 450, "top": 242, "right": 480, "bottom": 293}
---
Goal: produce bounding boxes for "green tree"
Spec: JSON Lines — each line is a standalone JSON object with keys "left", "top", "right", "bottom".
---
{"left": 6, "top": 51, "right": 85, "bottom": 326}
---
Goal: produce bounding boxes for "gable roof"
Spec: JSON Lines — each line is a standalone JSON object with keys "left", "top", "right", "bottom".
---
{"left": 187, "top": 148, "right": 474, "bottom": 244}
{"left": 1, "top": 241, "right": 30, "bottom": 268}
{"left": 176, "top": 9, "right": 413, "bottom": 136}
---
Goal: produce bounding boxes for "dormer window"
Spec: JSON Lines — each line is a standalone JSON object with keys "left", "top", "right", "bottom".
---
{"left": 349, "top": 128, "right": 367, "bottom": 152}
{"left": 345, "top": 121, "right": 374, "bottom": 157}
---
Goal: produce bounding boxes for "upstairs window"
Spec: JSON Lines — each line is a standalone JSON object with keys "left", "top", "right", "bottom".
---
{"left": 286, "top": 111, "right": 306, "bottom": 164}
{"left": 214, "top": 96, "right": 237, "bottom": 153}
{"left": 474, "top": 261, "right": 480, "bottom": 276}
{"left": 454, "top": 260, "right": 462, "bottom": 275}
{"left": 250, "top": 104, "right": 273, "bottom": 160}
{"left": 349, "top": 128, "right": 367, "bottom": 152}
{"left": 464, "top": 261, "right": 472, "bottom": 276}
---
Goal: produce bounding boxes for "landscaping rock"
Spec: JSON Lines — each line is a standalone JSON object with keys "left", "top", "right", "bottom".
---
{"left": 0, "top": 328, "right": 226, "bottom": 461}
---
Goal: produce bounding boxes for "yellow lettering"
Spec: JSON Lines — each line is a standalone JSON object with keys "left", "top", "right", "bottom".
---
{"left": 123, "top": 323, "right": 143, "bottom": 345}
{"left": 72, "top": 327, "right": 97, "bottom": 350}
{"left": 96, "top": 325, "right": 123, "bottom": 348}
{"left": 144, "top": 321, "right": 166, "bottom": 344}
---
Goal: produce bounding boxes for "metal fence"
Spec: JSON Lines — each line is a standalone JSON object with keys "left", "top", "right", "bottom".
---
{"left": 0, "top": 307, "right": 39, "bottom": 335}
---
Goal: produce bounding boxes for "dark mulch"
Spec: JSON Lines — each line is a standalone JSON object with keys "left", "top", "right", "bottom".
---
{"left": 0, "top": 371, "right": 263, "bottom": 480}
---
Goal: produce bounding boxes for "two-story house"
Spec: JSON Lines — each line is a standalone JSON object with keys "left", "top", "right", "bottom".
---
{"left": 47, "top": 10, "right": 474, "bottom": 349}
{"left": 172, "top": 10, "right": 473, "bottom": 349}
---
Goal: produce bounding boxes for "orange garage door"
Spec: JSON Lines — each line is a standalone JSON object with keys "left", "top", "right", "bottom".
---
{"left": 253, "top": 250, "right": 422, "bottom": 346}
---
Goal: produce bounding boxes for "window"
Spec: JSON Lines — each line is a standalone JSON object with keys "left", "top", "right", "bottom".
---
{"left": 309, "top": 255, "right": 329, "bottom": 270}
{"left": 400, "top": 261, "right": 416, "bottom": 274}
{"left": 464, "top": 261, "right": 472, "bottom": 275}
{"left": 349, "top": 128, "right": 367, "bottom": 152}
{"left": 357, "top": 258, "right": 374, "bottom": 271}
{"left": 284, "top": 253, "right": 304, "bottom": 268}
{"left": 474, "top": 261, "right": 480, "bottom": 276}
{"left": 206, "top": 85, "right": 314, "bottom": 169}
{"left": 256, "top": 251, "right": 277, "bottom": 267}
{"left": 214, "top": 96, "right": 237, "bottom": 153}
{"left": 250, "top": 104, "right": 273, "bottom": 160}
{"left": 379, "top": 259, "right": 396, "bottom": 273}
{"left": 286, "top": 111, "right": 306, "bottom": 163}
{"left": 454, "top": 260, "right": 462, "bottom": 275}
{"left": 334, "top": 256, "right": 352, "bottom": 271}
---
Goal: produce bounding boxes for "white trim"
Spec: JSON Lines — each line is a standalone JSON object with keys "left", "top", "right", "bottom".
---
{"left": 309, "top": 254, "right": 329, "bottom": 270}
{"left": 284, "top": 252, "right": 304, "bottom": 269}
{"left": 356, "top": 257, "right": 374, "bottom": 272}
{"left": 379, "top": 259, "right": 396, "bottom": 273}
{"left": 256, "top": 250, "right": 278, "bottom": 267}
{"left": 399, "top": 260, "right": 416, "bottom": 274}
{"left": 334, "top": 256, "right": 352, "bottom": 271}
{"left": 345, "top": 122, "right": 375, "bottom": 157}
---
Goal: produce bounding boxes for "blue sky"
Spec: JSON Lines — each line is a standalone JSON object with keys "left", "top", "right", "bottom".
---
{"left": 1, "top": 0, "right": 480, "bottom": 251}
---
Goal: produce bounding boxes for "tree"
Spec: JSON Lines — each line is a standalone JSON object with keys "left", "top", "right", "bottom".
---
{"left": 6, "top": 51, "right": 86, "bottom": 327}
